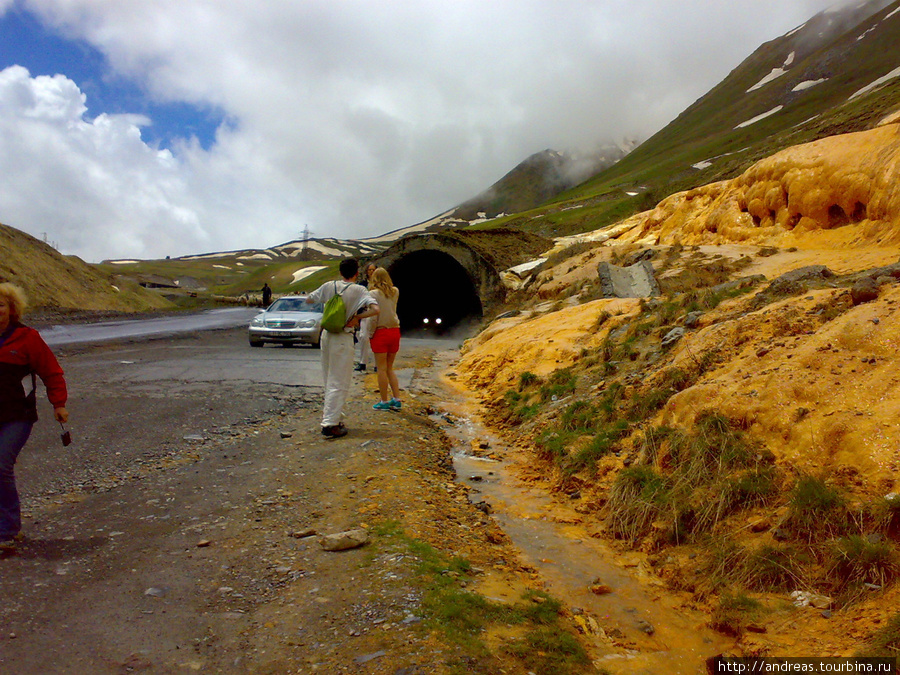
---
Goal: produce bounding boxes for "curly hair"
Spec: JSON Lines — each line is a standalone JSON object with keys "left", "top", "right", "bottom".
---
{"left": 370, "top": 267, "right": 397, "bottom": 299}
{"left": 0, "top": 282, "right": 27, "bottom": 323}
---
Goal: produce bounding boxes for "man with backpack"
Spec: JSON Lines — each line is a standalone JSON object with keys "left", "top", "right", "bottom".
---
{"left": 305, "top": 258, "right": 379, "bottom": 439}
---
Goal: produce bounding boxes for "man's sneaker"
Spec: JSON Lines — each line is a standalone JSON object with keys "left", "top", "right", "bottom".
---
{"left": 354, "top": 363, "right": 367, "bottom": 372}
{"left": 373, "top": 400, "right": 392, "bottom": 411}
{"left": 321, "top": 423, "right": 348, "bottom": 439}
{"left": 389, "top": 398, "right": 402, "bottom": 410}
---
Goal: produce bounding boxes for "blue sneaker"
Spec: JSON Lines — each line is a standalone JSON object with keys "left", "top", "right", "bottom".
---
{"left": 389, "top": 398, "right": 402, "bottom": 410}
{"left": 373, "top": 400, "right": 392, "bottom": 411}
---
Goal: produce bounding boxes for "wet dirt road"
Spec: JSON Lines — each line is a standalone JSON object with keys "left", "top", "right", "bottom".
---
{"left": 2, "top": 321, "right": 728, "bottom": 674}
{"left": 1, "top": 328, "right": 328, "bottom": 672}
{"left": 0, "top": 325, "right": 528, "bottom": 675}
{"left": 17, "top": 329, "right": 325, "bottom": 501}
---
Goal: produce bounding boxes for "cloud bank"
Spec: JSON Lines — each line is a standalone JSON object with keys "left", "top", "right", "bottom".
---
{"left": 0, "top": 0, "right": 842, "bottom": 261}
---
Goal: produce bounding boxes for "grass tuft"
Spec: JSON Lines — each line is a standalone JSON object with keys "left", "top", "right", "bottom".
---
{"left": 742, "top": 544, "right": 805, "bottom": 592}
{"left": 710, "top": 593, "right": 764, "bottom": 637}
{"left": 828, "top": 535, "right": 898, "bottom": 589}
{"left": 785, "top": 476, "right": 849, "bottom": 542}
{"left": 502, "top": 627, "right": 592, "bottom": 675}
{"left": 519, "top": 371, "right": 540, "bottom": 390}
{"left": 605, "top": 466, "right": 672, "bottom": 542}
{"left": 540, "top": 368, "right": 578, "bottom": 401}
{"left": 856, "top": 612, "right": 900, "bottom": 659}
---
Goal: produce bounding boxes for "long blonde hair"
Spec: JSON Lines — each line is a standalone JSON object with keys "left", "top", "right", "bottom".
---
{"left": 0, "top": 282, "right": 27, "bottom": 322}
{"left": 370, "top": 267, "right": 397, "bottom": 299}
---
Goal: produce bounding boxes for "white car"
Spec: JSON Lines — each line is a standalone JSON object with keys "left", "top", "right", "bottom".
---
{"left": 248, "top": 296, "right": 324, "bottom": 348}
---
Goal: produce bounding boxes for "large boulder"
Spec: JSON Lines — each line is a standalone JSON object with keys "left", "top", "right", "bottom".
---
{"left": 595, "top": 260, "right": 660, "bottom": 298}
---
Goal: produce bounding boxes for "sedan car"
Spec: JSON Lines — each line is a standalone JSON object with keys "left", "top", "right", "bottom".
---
{"left": 248, "top": 296, "right": 324, "bottom": 347}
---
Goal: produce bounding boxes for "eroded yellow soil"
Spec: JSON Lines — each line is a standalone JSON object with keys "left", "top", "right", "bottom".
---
{"left": 454, "top": 124, "right": 900, "bottom": 661}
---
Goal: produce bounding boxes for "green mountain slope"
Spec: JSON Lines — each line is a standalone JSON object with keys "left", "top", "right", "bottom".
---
{"left": 483, "top": 0, "right": 900, "bottom": 238}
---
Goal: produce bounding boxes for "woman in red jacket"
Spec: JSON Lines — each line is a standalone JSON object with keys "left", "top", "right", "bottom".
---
{"left": 0, "top": 283, "right": 68, "bottom": 551}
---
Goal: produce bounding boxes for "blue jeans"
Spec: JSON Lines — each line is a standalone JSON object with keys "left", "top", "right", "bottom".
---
{"left": 0, "top": 420, "right": 34, "bottom": 539}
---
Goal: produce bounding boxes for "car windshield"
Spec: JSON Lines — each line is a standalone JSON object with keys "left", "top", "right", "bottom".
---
{"left": 268, "top": 298, "right": 323, "bottom": 313}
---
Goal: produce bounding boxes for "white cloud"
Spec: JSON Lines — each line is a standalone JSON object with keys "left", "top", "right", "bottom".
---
{"left": 1, "top": 0, "right": 843, "bottom": 261}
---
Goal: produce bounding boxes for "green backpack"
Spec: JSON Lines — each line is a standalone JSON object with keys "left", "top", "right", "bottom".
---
{"left": 321, "top": 281, "right": 348, "bottom": 333}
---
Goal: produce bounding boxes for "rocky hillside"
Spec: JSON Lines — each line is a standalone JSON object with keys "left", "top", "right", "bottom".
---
{"left": 0, "top": 223, "right": 171, "bottom": 313}
{"left": 451, "top": 113, "right": 900, "bottom": 662}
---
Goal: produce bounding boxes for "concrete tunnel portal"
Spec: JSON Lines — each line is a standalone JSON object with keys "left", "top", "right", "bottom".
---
{"left": 369, "top": 229, "right": 553, "bottom": 335}
{"left": 386, "top": 249, "right": 483, "bottom": 333}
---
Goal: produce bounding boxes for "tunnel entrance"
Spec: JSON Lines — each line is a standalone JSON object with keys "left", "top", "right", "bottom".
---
{"left": 388, "top": 250, "right": 483, "bottom": 334}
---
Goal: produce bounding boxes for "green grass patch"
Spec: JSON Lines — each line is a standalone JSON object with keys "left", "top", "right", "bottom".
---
{"left": 536, "top": 429, "right": 580, "bottom": 460}
{"left": 828, "top": 535, "right": 898, "bottom": 590}
{"left": 605, "top": 466, "right": 673, "bottom": 542}
{"left": 502, "top": 626, "right": 593, "bottom": 675}
{"left": 564, "top": 420, "right": 630, "bottom": 475}
{"left": 606, "top": 414, "right": 777, "bottom": 544}
{"left": 519, "top": 371, "right": 540, "bottom": 389}
{"left": 710, "top": 593, "right": 765, "bottom": 638}
{"left": 742, "top": 544, "right": 805, "bottom": 592}
{"left": 875, "top": 495, "right": 900, "bottom": 536}
{"left": 785, "top": 476, "right": 850, "bottom": 542}
{"left": 703, "top": 539, "right": 805, "bottom": 593}
{"left": 502, "top": 389, "right": 542, "bottom": 424}
{"left": 369, "top": 521, "right": 594, "bottom": 672}
{"left": 560, "top": 400, "right": 597, "bottom": 432}
{"left": 540, "top": 368, "right": 578, "bottom": 401}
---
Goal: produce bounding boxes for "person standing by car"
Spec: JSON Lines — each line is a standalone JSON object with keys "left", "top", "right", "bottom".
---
{"left": 261, "top": 283, "right": 272, "bottom": 307}
{"left": 306, "top": 259, "right": 379, "bottom": 439}
{"left": 354, "top": 263, "right": 377, "bottom": 372}
{"left": 0, "top": 283, "right": 69, "bottom": 552}
{"left": 367, "top": 268, "right": 403, "bottom": 411}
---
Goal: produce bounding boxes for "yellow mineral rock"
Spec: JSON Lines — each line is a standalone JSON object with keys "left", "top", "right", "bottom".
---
{"left": 613, "top": 124, "right": 900, "bottom": 250}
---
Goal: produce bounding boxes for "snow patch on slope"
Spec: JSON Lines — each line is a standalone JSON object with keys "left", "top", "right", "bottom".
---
{"left": 735, "top": 106, "right": 784, "bottom": 129}
{"left": 849, "top": 65, "right": 900, "bottom": 100}
{"left": 792, "top": 78, "right": 827, "bottom": 92}
{"left": 291, "top": 266, "right": 327, "bottom": 284}
{"left": 746, "top": 52, "right": 796, "bottom": 93}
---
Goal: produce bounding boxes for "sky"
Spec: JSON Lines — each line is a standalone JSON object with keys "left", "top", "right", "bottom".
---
{"left": 0, "top": 0, "right": 844, "bottom": 262}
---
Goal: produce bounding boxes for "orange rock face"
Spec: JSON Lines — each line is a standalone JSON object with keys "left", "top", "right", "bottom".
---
{"left": 615, "top": 124, "right": 900, "bottom": 250}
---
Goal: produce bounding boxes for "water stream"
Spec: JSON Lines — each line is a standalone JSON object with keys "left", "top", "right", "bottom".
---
{"left": 421, "top": 349, "right": 734, "bottom": 674}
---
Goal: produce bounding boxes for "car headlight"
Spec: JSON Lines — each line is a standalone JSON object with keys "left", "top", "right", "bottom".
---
{"left": 250, "top": 316, "right": 265, "bottom": 327}
{"left": 298, "top": 319, "right": 318, "bottom": 328}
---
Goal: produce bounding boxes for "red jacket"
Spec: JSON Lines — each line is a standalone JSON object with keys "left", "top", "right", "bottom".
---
{"left": 0, "top": 322, "right": 67, "bottom": 424}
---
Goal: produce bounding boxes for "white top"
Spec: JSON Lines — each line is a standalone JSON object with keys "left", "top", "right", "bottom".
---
{"left": 308, "top": 280, "right": 377, "bottom": 333}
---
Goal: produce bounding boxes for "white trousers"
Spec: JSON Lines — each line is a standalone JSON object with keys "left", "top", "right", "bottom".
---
{"left": 358, "top": 317, "right": 374, "bottom": 367}
{"left": 321, "top": 330, "right": 355, "bottom": 427}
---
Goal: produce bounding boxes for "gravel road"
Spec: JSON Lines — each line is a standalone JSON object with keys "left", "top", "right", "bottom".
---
{"left": 0, "top": 326, "right": 529, "bottom": 674}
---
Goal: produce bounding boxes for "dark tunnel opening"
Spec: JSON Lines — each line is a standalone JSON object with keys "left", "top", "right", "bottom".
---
{"left": 387, "top": 250, "right": 483, "bottom": 335}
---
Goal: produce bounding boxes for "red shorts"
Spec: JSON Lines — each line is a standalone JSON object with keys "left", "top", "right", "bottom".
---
{"left": 370, "top": 327, "right": 400, "bottom": 354}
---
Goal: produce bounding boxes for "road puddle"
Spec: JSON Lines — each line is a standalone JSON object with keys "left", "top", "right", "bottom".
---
{"left": 425, "top": 349, "right": 733, "bottom": 674}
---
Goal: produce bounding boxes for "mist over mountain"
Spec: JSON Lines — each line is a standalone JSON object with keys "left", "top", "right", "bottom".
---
{"left": 450, "top": 143, "right": 636, "bottom": 222}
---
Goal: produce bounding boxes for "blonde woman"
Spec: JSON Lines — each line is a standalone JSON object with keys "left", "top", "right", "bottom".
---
{"left": 0, "top": 283, "right": 69, "bottom": 551}
{"left": 368, "top": 268, "right": 402, "bottom": 410}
